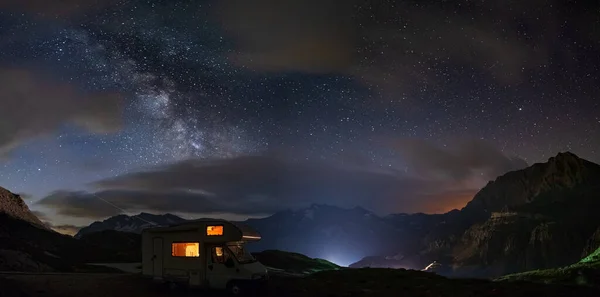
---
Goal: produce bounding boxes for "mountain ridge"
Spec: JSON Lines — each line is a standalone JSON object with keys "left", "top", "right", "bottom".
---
{"left": 75, "top": 212, "right": 187, "bottom": 238}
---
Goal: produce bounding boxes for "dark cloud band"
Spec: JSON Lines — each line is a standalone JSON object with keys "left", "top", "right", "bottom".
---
{"left": 38, "top": 139, "right": 527, "bottom": 220}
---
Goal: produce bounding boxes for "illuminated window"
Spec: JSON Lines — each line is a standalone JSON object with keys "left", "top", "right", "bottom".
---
{"left": 206, "top": 225, "right": 223, "bottom": 236}
{"left": 211, "top": 246, "right": 230, "bottom": 264}
{"left": 215, "top": 247, "right": 224, "bottom": 257}
{"left": 172, "top": 242, "right": 200, "bottom": 257}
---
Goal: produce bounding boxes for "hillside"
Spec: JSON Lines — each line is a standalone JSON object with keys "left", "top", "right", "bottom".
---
{"left": 0, "top": 187, "right": 47, "bottom": 228}
{"left": 75, "top": 212, "right": 186, "bottom": 238}
{"left": 495, "top": 246, "right": 600, "bottom": 287}
{"left": 0, "top": 189, "right": 138, "bottom": 272}
{"left": 443, "top": 152, "right": 600, "bottom": 277}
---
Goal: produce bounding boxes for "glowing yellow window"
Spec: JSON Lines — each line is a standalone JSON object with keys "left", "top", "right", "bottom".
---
{"left": 207, "top": 225, "right": 223, "bottom": 236}
{"left": 172, "top": 242, "right": 200, "bottom": 257}
{"left": 215, "top": 247, "right": 223, "bottom": 256}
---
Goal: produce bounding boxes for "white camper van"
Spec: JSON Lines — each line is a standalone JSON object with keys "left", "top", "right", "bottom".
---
{"left": 141, "top": 219, "right": 268, "bottom": 295}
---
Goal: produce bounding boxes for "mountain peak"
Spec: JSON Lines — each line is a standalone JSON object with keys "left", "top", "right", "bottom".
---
{"left": 0, "top": 186, "right": 47, "bottom": 228}
{"left": 75, "top": 212, "right": 187, "bottom": 238}
{"left": 463, "top": 152, "right": 600, "bottom": 214}
{"left": 549, "top": 151, "right": 582, "bottom": 163}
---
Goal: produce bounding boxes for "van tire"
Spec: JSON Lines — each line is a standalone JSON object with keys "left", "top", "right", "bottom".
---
{"left": 167, "top": 281, "right": 178, "bottom": 291}
{"left": 226, "top": 281, "right": 242, "bottom": 296}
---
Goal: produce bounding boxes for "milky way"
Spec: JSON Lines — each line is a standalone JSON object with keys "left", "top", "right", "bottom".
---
{"left": 0, "top": 0, "right": 599, "bottom": 224}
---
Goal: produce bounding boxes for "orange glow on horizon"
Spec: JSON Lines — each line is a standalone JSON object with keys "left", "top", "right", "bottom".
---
{"left": 417, "top": 189, "right": 478, "bottom": 214}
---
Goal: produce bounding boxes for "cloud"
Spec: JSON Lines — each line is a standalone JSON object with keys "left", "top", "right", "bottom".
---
{"left": 49, "top": 224, "right": 82, "bottom": 236}
{"left": 0, "top": 68, "right": 123, "bottom": 157}
{"left": 31, "top": 210, "right": 82, "bottom": 236}
{"left": 38, "top": 139, "right": 527, "bottom": 220}
{"left": 393, "top": 138, "right": 528, "bottom": 182}
{"left": 217, "top": 0, "right": 557, "bottom": 86}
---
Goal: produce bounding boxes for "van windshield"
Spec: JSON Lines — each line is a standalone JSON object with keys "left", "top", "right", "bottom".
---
{"left": 227, "top": 244, "right": 256, "bottom": 264}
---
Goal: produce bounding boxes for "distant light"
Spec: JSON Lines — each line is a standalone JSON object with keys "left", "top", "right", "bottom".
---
{"left": 321, "top": 254, "right": 355, "bottom": 267}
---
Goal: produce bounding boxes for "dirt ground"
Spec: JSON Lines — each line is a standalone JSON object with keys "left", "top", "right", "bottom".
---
{"left": 0, "top": 274, "right": 217, "bottom": 297}
{"left": 2, "top": 270, "right": 600, "bottom": 297}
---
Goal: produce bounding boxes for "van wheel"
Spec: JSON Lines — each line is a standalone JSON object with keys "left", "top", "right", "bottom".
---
{"left": 227, "top": 281, "right": 242, "bottom": 296}
{"left": 167, "top": 281, "right": 178, "bottom": 290}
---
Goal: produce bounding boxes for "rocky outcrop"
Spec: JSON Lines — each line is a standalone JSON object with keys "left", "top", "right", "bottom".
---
{"left": 444, "top": 152, "right": 600, "bottom": 277}
{"left": 463, "top": 152, "right": 600, "bottom": 215}
{"left": 0, "top": 186, "right": 46, "bottom": 228}
{"left": 351, "top": 152, "right": 600, "bottom": 278}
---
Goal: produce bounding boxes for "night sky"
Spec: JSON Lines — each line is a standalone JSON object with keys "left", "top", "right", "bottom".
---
{"left": 0, "top": 0, "right": 598, "bottom": 232}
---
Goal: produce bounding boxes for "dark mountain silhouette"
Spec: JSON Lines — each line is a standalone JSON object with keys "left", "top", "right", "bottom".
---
{"left": 75, "top": 212, "right": 186, "bottom": 238}
{"left": 0, "top": 189, "right": 141, "bottom": 271}
{"left": 0, "top": 187, "right": 47, "bottom": 228}
{"left": 242, "top": 204, "right": 410, "bottom": 266}
{"left": 351, "top": 152, "right": 600, "bottom": 277}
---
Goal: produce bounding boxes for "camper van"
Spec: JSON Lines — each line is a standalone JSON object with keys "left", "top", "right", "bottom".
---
{"left": 141, "top": 219, "right": 268, "bottom": 295}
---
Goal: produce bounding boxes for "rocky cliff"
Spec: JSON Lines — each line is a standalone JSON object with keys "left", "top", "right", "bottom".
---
{"left": 0, "top": 186, "right": 142, "bottom": 272}
{"left": 443, "top": 152, "right": 600, "bottom": 277}
{"left": 350, "top": 152, "right": 600, "bottom": 278}
{"left": 462, "top": 152, "right": 600, "bottom": 215}
{"left": 0, "top": 186, "right": 46, "bottom": 228}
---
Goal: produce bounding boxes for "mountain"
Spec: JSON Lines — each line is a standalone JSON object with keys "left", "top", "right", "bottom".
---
{"left": 462, "top": 152, "right": 600, "bottom": 214}
{"left": 350, "top": 152, "right": 600, "bottom": 277}
{"left": 0, "top": 186, "right": 47, "bottom": 228}
{"left": 446, "top": 152, "right": 600, "bottom": 276}
{"left": 243, "top": 204, "right": 409, "bottom": 266}
{"left": 75, "top": 212, "right": 187, "bottom": 238}
{"left": 74, "top": 204, "right": 430, "bottom": 267}
{"left": 0, "top": 188, "right": 140, "bottom": 272}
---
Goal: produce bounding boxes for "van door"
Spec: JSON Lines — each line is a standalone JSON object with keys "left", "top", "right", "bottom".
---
{"left": 152, "top": 237, "right": 163, "bottom": 278}
{"left": 206, "top": 245, "right": 236, "bottom": 289}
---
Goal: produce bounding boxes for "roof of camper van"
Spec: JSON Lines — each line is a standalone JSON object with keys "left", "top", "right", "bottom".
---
{"left": 143, "top": 218, "right": 261, "bottom": 240}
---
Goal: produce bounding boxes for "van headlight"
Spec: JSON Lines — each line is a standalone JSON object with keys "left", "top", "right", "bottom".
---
{"left": 252, "top": 273, "right": 265, "bottom": 280}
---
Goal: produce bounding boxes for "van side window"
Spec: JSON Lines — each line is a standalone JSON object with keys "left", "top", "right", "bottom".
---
{"left": 171, "top": 242, "right": 200, "bottom": 257}
{"left": 211, "top": 246, "right": 230, "bottom": 264}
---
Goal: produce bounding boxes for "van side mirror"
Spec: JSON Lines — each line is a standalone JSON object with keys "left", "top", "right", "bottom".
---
{"left": 225, "top": 258, "right": 235, "bottom": 268}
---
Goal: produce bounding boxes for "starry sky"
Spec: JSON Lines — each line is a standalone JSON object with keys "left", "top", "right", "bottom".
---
{"left": 0, "top": 0, "right": 599, "bottom": 231}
